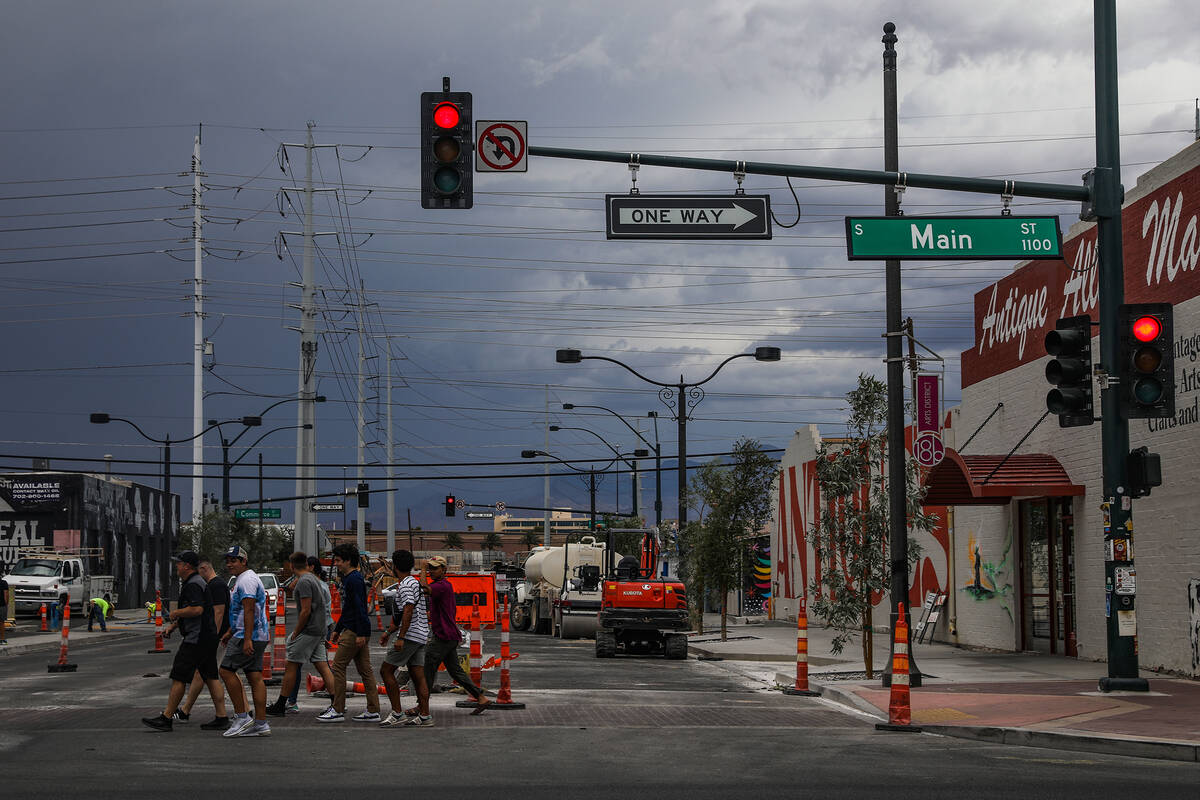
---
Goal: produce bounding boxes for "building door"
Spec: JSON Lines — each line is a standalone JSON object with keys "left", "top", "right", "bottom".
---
{"left": 1018, "top": 498, "right": 1077, "bottom": 655}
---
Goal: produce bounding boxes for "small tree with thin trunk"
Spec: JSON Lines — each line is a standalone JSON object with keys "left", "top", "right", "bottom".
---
{"left": 481, "top": 531, "right": 502, "bottom": 551}
{"left": 442, "top": 531, "right": 464, "bottom": 550}
{"left": 806, "top": 373, "right": 932, "bottom": 678}
{"left": 522, "top": 529, "right": 542, "bottom": 549}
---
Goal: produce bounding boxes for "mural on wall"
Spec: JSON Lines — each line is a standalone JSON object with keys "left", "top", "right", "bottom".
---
{"left": 1189, "top": 578, "right": 1200, "bottom": 672}
{"left": 744, "top": 538, "right": 771, "bottom": 615}
{"left": 962, "top": 528, "right": 1015, "bottom": 622}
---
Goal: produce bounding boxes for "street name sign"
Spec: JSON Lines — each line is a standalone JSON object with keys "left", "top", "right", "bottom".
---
{"left": 310, "top": 502, "right": 345, "bottom": 513}
{"left": 464, "top": 511, "right": 495, "bottom": 520}
{"left": 845, "top": 215, "right": 1062, "bottom": 260}
{"left": 475, "top": 120, "right": 527, "bottom": 172}
{"left": 606, "top": 194, "right": 772, "bottom": 240}
{"left": 234, "top": 507, "right": 281, "bottom": 520}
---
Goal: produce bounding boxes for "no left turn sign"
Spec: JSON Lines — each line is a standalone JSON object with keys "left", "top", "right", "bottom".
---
{"left": 475, "top": 120, "right": 527, "bottom": 172}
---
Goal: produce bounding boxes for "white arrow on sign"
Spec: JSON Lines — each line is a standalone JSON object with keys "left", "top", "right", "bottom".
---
{"left": 617, "top": 203, "right": 758, "bottom": 229}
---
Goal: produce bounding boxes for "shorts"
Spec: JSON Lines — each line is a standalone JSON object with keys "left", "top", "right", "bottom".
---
{"left": 219, "top": 638, "right": 268, "bottom": 674}
{"left": 170, "top": 640, "right": 219, "bottom": 683}
{"left": 383, "top": 639, "right": 427, "bottom": 669}
{"left": 285, "top": 632, "right": 328, "bottom": 664}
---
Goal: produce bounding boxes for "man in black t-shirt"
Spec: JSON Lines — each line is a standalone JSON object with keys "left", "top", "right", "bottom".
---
{"left": 142, "top": 552, "right": 227, "bottom": 732}
{"left": 175, "top": 557, "right": 231, "bottom": 730}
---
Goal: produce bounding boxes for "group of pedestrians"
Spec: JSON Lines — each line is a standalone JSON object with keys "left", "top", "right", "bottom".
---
{"left": 142, "top": 543, "right": 488, "bottom": 737}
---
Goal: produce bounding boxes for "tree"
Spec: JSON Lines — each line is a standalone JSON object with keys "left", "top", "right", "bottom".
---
{"left": 805, "top": 373, "right": 933, "bottom": 678}
{"left": 682, "top": 438, "right": 777, "bottom": 641}
{"left": 481, "top": 531, "right": 502, "bottom": 551}
{"left": 177, "top": 511, "right": 292, "bottom": 572}
{"left": 442, "top": 531, "right": 464, "bottom": 550}
{"left": 521, "top": 529, "right": 542, "bottom": 549}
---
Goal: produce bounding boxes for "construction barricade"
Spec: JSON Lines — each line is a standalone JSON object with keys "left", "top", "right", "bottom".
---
{"left": 266, "top": 590, "right": 286, "bottom": 686}
{"left": 458, "top": 595, "right": 525, "bottom": 710}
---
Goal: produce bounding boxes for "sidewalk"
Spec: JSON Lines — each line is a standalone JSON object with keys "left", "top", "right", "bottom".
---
{"left": 1, "top": 614, "right": 146, "bottom": 657}
{"left": 688, "top": 613, "right": 1200, "bottom": 763}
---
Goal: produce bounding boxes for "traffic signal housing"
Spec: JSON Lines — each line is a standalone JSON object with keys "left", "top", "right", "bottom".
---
{"left": 1126, "top": 446, "right": 1162, "bottom": 498}
{"left": 420, "top": 81, "right": 472, "bottom": 209}
{"left": 1044, "top": 314, "right": 1094, "bottom": 427}
{"left": 1117, "top": 303, "right": 1174, "bottom": 419}
{"left": 357, "top": 482, "right": 369, "bottom": 508}
{"left": 445, "top": 495, "right": 456, "bottom": 517}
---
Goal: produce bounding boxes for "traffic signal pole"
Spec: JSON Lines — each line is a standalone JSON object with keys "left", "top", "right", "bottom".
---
{"left": 526, "top": 0, "right": 1140, "bottom": 691}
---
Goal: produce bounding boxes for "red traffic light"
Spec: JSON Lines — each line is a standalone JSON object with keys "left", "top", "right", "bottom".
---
{"left": 1132, "top": 315, "right": 1161, "bottom": 342}
{"left": 433, "top": 102, "right": 460, "bottom": 129}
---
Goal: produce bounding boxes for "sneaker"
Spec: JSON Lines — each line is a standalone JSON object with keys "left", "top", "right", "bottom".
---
{"left": 171, "top": 709, "right": 189, "bottom": 724}
{"left": 264, "top": 699, "right": 288, "bottom": 718}
{"left": 237, "top": 720, "right": 271, "bottom": 737}
{"left": 379, "top": 710, "right": 407, "bottom": 728}
{"left": 285, "top": 703, "right": 300, "bottom": 715}
{"left": 402, "top": 714, "right": 434, "bottom": 727}
{"left": 200, "top": 717, "right": 231, "bottom": 731}
{"left": 316, "top": 707, "right": 345, "bottom": 724}
{"left": 141, "top": 714, "right": 172, "bottom": 732}
{"left": 222, "top": 714, "right": 254, "bottom": 738}
{"left": 353, "top": 710, "right": 381, "bottom": 723}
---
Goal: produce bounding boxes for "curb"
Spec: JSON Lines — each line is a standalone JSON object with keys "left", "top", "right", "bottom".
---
{"left": 0, "top": 630, "right": 140, "bottom": 658}
{"left": 781, "top": 678, "right": 1200, "bottom": 764}
{"left": 689, "top": 645, "right": 794, "bottom": 662}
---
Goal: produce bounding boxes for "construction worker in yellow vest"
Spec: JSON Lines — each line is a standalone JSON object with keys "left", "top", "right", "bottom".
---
{"left": 87, "top": 597, "right": 111, "bottom": 632}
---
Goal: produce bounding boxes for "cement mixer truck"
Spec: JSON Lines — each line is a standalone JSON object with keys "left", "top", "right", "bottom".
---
{"left": 511, "top": 536, "right": 620, "bottom": 638}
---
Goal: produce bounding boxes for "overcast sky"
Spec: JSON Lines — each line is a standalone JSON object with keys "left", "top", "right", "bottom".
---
{"left": 1, "top": 0, "right": 1197, "bottom": 533}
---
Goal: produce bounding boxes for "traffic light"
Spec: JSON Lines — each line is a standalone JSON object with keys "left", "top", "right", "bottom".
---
{"left": 1117, "top": 303, "right": 1174, "bottom": 419}
{"left": 1044, "top": 314, "right": 1094, "bottom": 427}
{"left": 445, "top": 495, "right": 456, "bottom": 517}
{"left": 1126, "top": 446, "right": 1162, "bottom": 498}
{"left": 357, "top": 482, "right": 369, "bottom": 508}
{"left": 420, "top": 79, "right": 472, "bottom": 209}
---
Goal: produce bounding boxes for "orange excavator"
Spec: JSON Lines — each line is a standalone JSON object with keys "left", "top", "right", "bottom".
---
{"left": 595, "top": 528, "right": 689, "bottom": 659}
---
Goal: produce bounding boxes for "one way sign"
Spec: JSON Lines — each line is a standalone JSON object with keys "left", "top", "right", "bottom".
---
{"left": 605, "top": 194, "right": 771, "bottom": 240}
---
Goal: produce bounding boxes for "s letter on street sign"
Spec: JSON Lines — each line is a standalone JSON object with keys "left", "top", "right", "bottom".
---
{"left": 606, "top": 194, "right": 771, "bottom": 240}
{"left": 475, "top": 121, "right": 527, "bottom": 172}
{"left": 845, "top": 216, "right": 1062, "bottom": 260}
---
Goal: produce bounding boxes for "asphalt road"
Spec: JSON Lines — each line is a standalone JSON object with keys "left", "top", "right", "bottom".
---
{"left": 0, "top": 627, "right": 1196, "bottom": 798}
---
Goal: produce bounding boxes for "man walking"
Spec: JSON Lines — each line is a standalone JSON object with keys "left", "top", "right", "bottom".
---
{"left": 0, "top": 569, "right": 9, "bottom": 645}
{"left": 218, "top": 545, "right": 271, "bottom": 738}
{"left": 141, "top": 551, "right": 226, "bottom": 731}
{"left": 424, "top": 555, "right": 489, "bottom": 713}
{"left": 86, "top": 596, "right": 110, "bottom": 632}
{"left": 265, "top": 552, "right": 336, "bottom": 718}
{"left": 175, "top": 557, "right": 231, "bottom": 729}
{"left": 379, "top": 550, "right": 432, "bottom": 727}
{"left": 318, "top": 543, "right": 380, "bottom": 723}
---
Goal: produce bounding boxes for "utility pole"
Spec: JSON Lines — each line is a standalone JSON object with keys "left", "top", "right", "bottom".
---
{"left": 385, "top": 338, "right": 396, "bottom": 557}
{"left": 293, "top": 122, "right": 318, "bottom": 555}
{"left": 356, "top": 281, "right": 366, "bottom": 552}
{"left": 543, "top": 386, "right": 551, "bottom": 546}
{"left": 190, "top": 131, "right": 206, "bottom": 525}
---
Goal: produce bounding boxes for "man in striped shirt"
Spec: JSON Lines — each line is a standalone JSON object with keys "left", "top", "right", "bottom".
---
{"left": 378, "top": 550, "right": 432, "bottom": 727}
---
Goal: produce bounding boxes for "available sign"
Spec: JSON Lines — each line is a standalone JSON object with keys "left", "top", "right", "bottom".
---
{"left": 234, "top": 508, "right": 281, "bottom": 520}
{"left": 845, "top": 216, "right": 1062, "bottom": 260}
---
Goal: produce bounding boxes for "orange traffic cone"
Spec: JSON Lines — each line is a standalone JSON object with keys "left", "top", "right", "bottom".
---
{"left": 783, "top": 597, "right": 819, "bottom": 696}
{"left": 468, "top": 595, "right": 523, "bottom": 709}
{"left": 47, "top": 603, "right": 77, "bottom": 673}
{"left": 147, "top": 591, "right": 170, "bottom": 654}
{"left": 876, "top": 602, "right": 921, "bottom": 732}
{"left": 40, "top": 603, "right": 48, "bottom": 632}
{"left": 265, "top": 591, "right": 286, "bottom": 686}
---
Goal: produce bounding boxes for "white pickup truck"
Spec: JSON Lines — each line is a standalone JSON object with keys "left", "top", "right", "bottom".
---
{"left": 8, "top": 548, "right": 118, "bottom": 615}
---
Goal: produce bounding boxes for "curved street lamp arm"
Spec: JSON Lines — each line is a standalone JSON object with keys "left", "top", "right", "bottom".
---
{"left": 231, "top": 424, "right": 307, "bottom": 467}
{"left": 580, "top": 355, "right": 674, "bottom": 389}
{"left": 570, "top": 404, "right": 655, "bottom": 449}
{"left": 107, "top": 416, "right": 165, "bottom": 444}
{"left": 554, "top": 426, "right": 641, "bottom": 469}
{"left": 690, "top": 352, "right": 755, "bottom": 388}
{"left": 526, "top": 450, "right": 625, "bottom": 474}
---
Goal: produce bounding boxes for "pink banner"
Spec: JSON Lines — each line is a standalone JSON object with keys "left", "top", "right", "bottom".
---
{"left": 916, "top": 374, "right": 939, "bottom": 436}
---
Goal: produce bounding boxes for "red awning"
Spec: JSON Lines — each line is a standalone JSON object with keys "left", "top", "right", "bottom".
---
{"left": 921, "top": 449, "right": 1084, "bottom": 506}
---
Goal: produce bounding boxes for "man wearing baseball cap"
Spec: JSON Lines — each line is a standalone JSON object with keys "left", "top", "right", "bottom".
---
{"left": 423, "top": 555, "right": 489, "bottom": 714}
{"left": 141, "top": 551, "right": 227, "bottom": 731}
{"left": 217, "top": 545, "right": 272, "bottom": 737}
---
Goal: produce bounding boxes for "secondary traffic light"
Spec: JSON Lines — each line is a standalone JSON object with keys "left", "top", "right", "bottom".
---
{"left": 445, "top": 495, "right": 456, "bottom": 517}
{"left": 1126, "top": 446, "right": 1162, "bottom": 498}
{"left": 1117, "top": 303, "right": 1174, "bottom": 419}
{"left": 1044, "top": 314, "right": 1094, "bottom": 427}
{"left": 420, "top": 80, "right": 472, "bottom": 209}
{"left": 357, "top": 482, "right": 369, "bottom": 508}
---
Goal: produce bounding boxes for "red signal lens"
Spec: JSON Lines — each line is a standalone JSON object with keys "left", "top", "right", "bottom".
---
{"left": 433, "top": 102, "right": 460, "bottom": 129}
{"left": 1132, "top": 315, "right": 1161, "bottom": 342}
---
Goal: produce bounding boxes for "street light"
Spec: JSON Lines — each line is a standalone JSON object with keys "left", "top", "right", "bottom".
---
{"left": 548, "top": 424, "right": 649, "bottom": 518}
{"left": 555, "top": 346, "right": 780, "bottom": 529}
{"left": 521, "top": 448, "right": 646, "bottom": 531}
{"left": 562, "top": 402, "right": 662, "bottom": 526}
